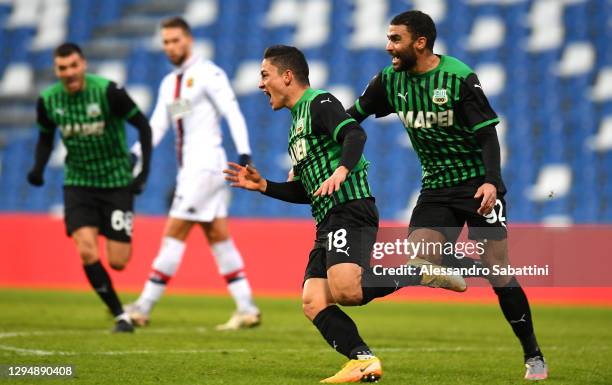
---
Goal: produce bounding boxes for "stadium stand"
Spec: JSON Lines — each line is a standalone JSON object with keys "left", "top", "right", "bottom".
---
{"left": 0, "top": 0, "right": 610, "bottom": 223}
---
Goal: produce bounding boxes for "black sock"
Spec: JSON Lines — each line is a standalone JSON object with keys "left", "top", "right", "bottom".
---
{"left": 312, "top": 305, "right": 371, "bottom": 359}
{"left": 442, "top": 253, "right": 486, "bottom": 277}
{"left": 493, "top": 277, "right": 542, "bottom": 360}
{"left": 361, "top": 269, "right": 421, "bottom": 305}
{"left": 83, "top": 261, "right": 124, "bottom": 317}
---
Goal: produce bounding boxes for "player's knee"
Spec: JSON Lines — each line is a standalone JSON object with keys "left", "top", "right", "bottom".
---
{"left": 302, "top": 298, "right": 327, "bottom": 321}
{"left": 207, "top": 230, "right": 228, "bottom": 244}
{"left": 77, "top": 244, "right": 98, "bottom": 264}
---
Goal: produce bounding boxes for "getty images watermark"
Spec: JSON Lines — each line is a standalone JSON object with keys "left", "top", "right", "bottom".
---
{"left": 370, "top": 237, "right": 550, "bottom": 278}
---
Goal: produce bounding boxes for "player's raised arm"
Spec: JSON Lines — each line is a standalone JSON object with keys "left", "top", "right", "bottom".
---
{"left": 346, "top": 72, "right": 394, "bottom": 123}
{"left": 27, "top": 97, "right": 57, "bottom": 186}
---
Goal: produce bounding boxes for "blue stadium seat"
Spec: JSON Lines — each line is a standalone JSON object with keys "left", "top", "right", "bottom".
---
{"left": 1, "top": 0, "right": 611, "bottom": 224}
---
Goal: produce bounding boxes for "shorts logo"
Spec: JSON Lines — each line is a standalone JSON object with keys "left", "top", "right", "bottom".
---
{"left": 86, "top": 103, "right": 102, "bottom": 118}
{"left": 432, "top": 89, "right": 448, "bottom": 105}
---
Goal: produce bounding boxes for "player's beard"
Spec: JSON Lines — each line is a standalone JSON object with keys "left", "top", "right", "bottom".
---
{"left": 394, "top": 48, "right": 417, "bottom": 72}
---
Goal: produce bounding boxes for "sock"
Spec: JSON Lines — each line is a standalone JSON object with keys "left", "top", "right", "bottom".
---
{"left": 361, "top": 269, "right": 421, "bottom": 305}
{"left": 115, "top": 312, "right": 132, "bottom": 324}
{"left": 493, "top": 277, "right": 543, "bottom": 360}
{"left": 312, "top": 305, "right": 371, "bottom": 359}
{"left": 83, "top": 261, "right": 123, "bottom": 317}
{"left": 137, "top": 237, "right": 185, "bottom": 314}
{"left": 212, "top": 239, "right": 258, "bottom": 314}
{"left": 442, "top": 253, "right": 486, "bottom": 277}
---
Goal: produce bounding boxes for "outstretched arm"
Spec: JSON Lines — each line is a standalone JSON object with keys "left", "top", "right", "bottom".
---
{"left": 224, "top": 163, "right": 310, "bottom": 204}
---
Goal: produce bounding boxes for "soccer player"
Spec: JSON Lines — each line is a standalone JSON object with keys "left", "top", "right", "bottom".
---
{"left": 26, "top": 43, "right": 153, "bottom": 333}
{"left": 347, "top": 10, "right": 548, "bottom": 380}
{"left": 224, "top": 45, "right": 465, "bottom": 383}
{"left": 125, "top": 17, "right": 260, "bottom": 330}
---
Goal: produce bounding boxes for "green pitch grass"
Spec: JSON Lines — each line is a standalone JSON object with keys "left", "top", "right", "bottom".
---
{"left": 0, "top": 289, "right": 610, "bottom": 384}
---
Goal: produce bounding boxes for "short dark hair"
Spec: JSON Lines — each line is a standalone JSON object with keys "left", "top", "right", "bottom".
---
{"left": 161, "top": 16, "right": 192, "bottom": 36}
{"left": 390, "top": 10, "right": 436, "bottom": 51}
{"left": 263, "top": 45, "right": 310, "bottom": 85}
{"left": 54, "top": 42, "right": 84, "bottom": 58}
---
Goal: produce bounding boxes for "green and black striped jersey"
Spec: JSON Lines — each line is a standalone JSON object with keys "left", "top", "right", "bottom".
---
{"left": 289, "top": 88, "right": 373, "bottom": 224}
{"left": 353, "top": 55, "right": 500, "bottom": 190}
{"left": 37, "top": 74, "right": 140, "bottom": 188}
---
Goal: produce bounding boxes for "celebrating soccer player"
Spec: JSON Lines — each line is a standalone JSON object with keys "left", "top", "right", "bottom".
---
{"left": 224, "top": 45, "right": 465, "bottom": 383}
{"left": 125, "top": 17, "right": 260, "bottom": 330}
{"left": 347, "top": 10, "right": 548, "bottom": 380}
{"left": 27, "top": 43, "right": 153, "bottom": 333}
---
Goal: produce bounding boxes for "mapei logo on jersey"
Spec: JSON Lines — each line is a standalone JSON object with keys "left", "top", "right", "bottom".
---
{"left": 60, "top": 121, "right": 105, "bottom": 137}
{"left": 295, "top": 118, "right": 304, "bottom": 134}
{"left": 398, "top": 110, "right": 454, "bottom": 129}
{"left": 432, "top": 88, "right": 448, "bottom": 105}
{"left": 86, "top": 103, "right": 102, "bottom": 118}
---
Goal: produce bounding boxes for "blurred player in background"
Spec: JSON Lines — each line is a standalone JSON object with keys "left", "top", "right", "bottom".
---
{"left": 26, "top": 43, "right": 153, "bottom": 333}
{"left": 225, "top": 45, "right": 465, "bottom": 383}
{"left": 126, "top": 17, "right": 260, "bottom": 330}
{"left": 347, "top": 10, "right": 547, "bottom": 380}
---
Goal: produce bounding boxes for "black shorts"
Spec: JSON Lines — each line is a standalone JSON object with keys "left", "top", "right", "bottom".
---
{"left": 409, "top": 178, "right": 507, "bottom": 241}
{"left": 303, "top": 198, "right": 379, "bottom": 283}
{"left": 64, "top": 186, "right": 134, "bottom": 242}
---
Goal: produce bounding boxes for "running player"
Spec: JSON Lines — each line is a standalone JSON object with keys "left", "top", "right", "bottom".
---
{"left": 347, "top": 10, "right": 548, "bottom": 380}
{"left": 27, "top": 42, "right": 153, "bottom": 333}
{"left": 126, "top": 17, "right": 260, "bottom": 330}
{"left": 225, "top": 45, "right": 465, "bottom": 383}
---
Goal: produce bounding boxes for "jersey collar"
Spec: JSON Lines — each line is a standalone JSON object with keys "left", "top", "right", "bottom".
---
{"left": 409, "top": 54, "right": 445, "bottom": 78}
{"left": 174, "top": 54, "right": 200, "bottom": 75}
{"left": 291, "top": 88, "right": 315, "bottom": 113}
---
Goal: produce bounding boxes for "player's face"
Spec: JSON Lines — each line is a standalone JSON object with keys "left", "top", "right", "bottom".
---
{"left": 386, "top": 24, "right": 418, "bottom": 72}
{"left": 54, "top": 53, "right": 87, "bottom": 94}
{"left": 162, "top": 27, "right": 193, "bottom": 66}
{"left": 259, "top": 59, "right": 288, "bottom": 110}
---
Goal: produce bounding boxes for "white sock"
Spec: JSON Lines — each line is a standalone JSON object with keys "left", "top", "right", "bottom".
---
{"left": 211, "top": 239, "right": 258, "bottom": 314}
{"left": 227, "top": 278, "right": 258, "bottom": 314}
{"left": 137, "top": 236, "right": 186, "bottom": 314}
{"left": 115, "top": 312, "right": 132, "bottom": 324}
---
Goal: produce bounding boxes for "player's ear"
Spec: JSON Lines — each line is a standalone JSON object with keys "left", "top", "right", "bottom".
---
{"left": 414, "top": 36, "right": 427, "bottom": 51}
{"left": 283, "top": 69, "right": 293, "bottom": 86}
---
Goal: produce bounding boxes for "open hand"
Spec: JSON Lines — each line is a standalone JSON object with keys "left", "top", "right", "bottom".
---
{"left": 224, "top": 162, "right": 267, "bottom": 192}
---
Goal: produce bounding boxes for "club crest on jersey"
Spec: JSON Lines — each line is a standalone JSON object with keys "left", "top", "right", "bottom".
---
{"left": 295, "top": 118, "right": 304, "bottom": 134}
{"left": 186, "top": 77, "right": 194, "bottom": 87}
{"left": 86, "top": 103, "right": 102, "bottom": 118}
{"left": 432, "top": 89, "right": 448, "bottom": 105}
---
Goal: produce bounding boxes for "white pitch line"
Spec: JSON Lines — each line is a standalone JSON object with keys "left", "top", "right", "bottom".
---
{"left": 0, "top": 329, "right": 607, "bottom": 358}
{"left": 0, "top": 344, "right": 60, "bottom": 356}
